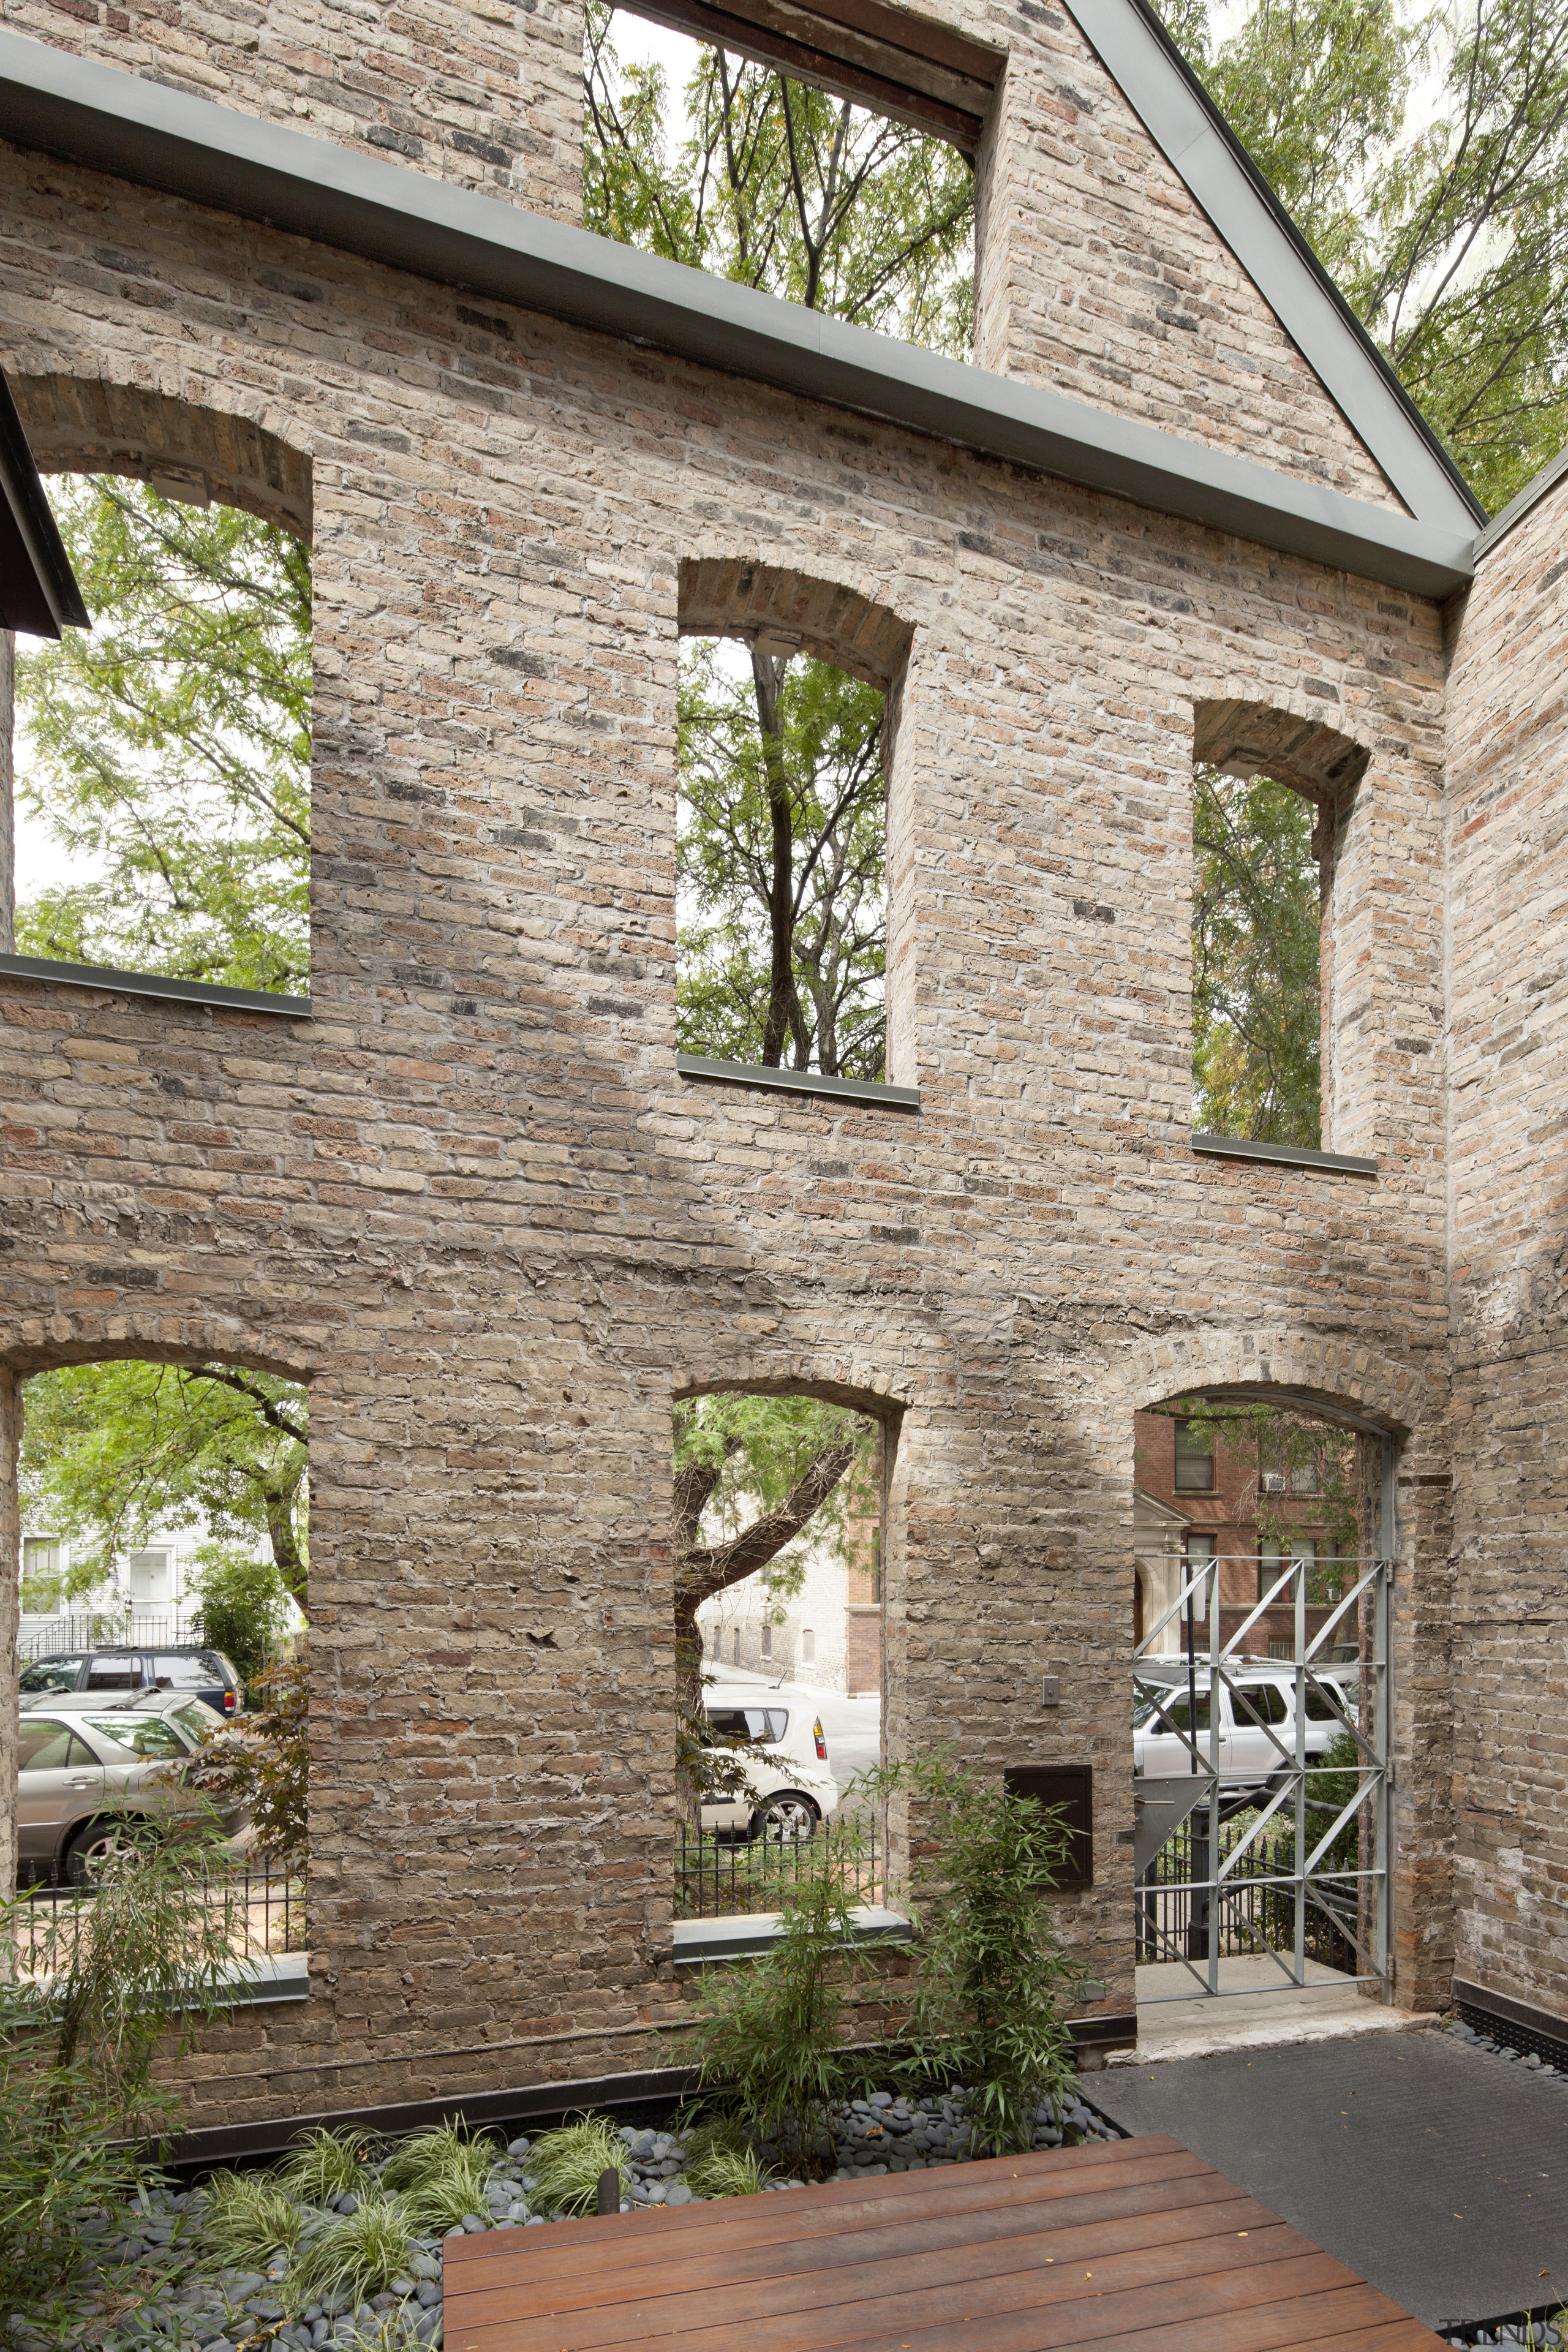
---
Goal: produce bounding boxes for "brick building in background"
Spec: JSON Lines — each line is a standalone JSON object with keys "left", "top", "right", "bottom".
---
{"left": 1134, "top": 1409, "right": 1357, "bottom": 1659}
{"left": 0, "top": 0, "right": 1564, "bottom": 2133}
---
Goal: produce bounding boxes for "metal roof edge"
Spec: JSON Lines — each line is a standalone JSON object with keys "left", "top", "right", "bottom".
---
{"left": 0, "top": 30, "right": 1475, "bottom": 597}
{"left": 1058, "top": 0, "right": 1485, "bottom": 535}
{"left": 1470, "top": 438, "right": 1568, "bottom": 565}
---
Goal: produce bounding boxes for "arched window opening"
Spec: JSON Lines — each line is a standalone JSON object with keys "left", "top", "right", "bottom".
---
{"left": 674, "top": 1389, "right": 885, "bottom": 1910}
{"left": 1133, "top": 1386, "right": 1392, "bottom": 1997}
{"left": 583, "top": 4, "right": 983, "bottom": 361}
{"left": 5, "top": 385, "right": 312, "bottom": 1001}
{"left": 13, "top": 1355, "right": 307, "bottom": 1927}
{"left": 1189, "top": 703, "right": 1368, "bottom": 1153}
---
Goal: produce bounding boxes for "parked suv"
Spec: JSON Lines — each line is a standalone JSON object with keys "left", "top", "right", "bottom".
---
{"left": 698, "top": 1686, "right": 840, "bottom": 1842}
{"left": 19, "top": 1646, "right": 243, "bottom": 1717}
{"left": 1134, "top": 1664, "right": 1360, "bottom": 1801}
{"left": 15, "top": 1691, "right": 247, "bottom": 1882}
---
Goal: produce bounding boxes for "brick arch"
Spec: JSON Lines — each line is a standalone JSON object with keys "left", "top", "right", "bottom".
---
{"left": 2, "top": 1310, "right": 317, "bottom": 1385}
{"left": 1192, "top": 695, "right": 1370, "bottom": 803}
{"left": 1122, "top": 1328, "right": 1426, "bottom": 1438}
{"left": 671, "top": 1357, "right": 910, "bottom": 1425}
{"left": 12, "top": 374, "right": 312, "bottom": 543}
{"left": 677, "top": 556, "right": 913, "bottom": 688}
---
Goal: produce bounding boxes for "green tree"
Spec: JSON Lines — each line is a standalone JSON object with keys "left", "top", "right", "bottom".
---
{"left": 187, "top": 1540, "right": 295, "bottom": 1681}
{"left": 872, "top": 1757, "right": 1085, "bottom": 2157}
{"left": 673, "top": 1395, "right": 876, "bottom": 1809}
{"left": 585, "top": 2, "right": 975, "bottom": 352}
{"left": 1191, "top": 770, "right": 1322, "bottom": 1145}
{"left": 679, "top": 642, "right": 888, "bottom": 1076}
{"left": 1162, "top": 0, "right": 1568, "bottom": 513}
{"left": 15, "top": 475, "right": 311, "bottom": 993}
{"left": 586, "top": 7, "right": 973, "bottom": 1078}
{"left": 20, "top": 1361, "right": 309, "bottom": 1608}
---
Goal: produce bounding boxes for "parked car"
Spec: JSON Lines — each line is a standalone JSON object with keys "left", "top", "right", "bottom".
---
{"left": 18, "top": 1645, "right": 243, "bottom": 1716}
{"left": 698, "top": 1686, "right": 840, "bottom": 1842}
{"left": 15, "top": 1691, "right": 246, "bottom": 1883}
{"left": 1134, "top": 1664, "right": 1360, "bottom": 1802}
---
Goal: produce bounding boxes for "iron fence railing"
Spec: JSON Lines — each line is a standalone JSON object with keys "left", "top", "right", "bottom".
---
{"left": 675, "top": 1816, "right": 881, "bottom": 1920}
{"left": 1136, "top": 1812, "right": 1359, "bottom": 1975}
{"left": 9, "top": 1856, "right": 305, "bottom": 1973}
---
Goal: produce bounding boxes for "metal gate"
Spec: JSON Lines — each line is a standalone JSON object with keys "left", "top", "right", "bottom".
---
{"left": 1133, "top": 1544, "right": 1392, "bottom": 2003}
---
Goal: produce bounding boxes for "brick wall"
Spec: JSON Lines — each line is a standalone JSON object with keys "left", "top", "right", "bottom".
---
{"left": 1446, "top": 477, "right": 1568, "bottom": 2026}
{"left": 0, "top": 0, "right": 1518, "bottom": 2122}
{"left": 1, "top": 0, "right": 584, "bottom": 221}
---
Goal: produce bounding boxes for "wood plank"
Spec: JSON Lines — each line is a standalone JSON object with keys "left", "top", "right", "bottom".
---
{"left": 444, "top": 2193, "right": 1288, "bottom": 2332}
{"left": 445, "top": 2265, "right": 1411, "bottom": 2352}
{"left": 442, "top": 2130, "right": 1449, "bottom": 2352}
{"left": 442, "top": 2138, "right": 1203, "bottom": 2282}
{"left": 443, "top": 2171, "right": 1254, "bottom": 2320}
{"left": 447, "top": 2218, "right": 1326, "bottom": 2346}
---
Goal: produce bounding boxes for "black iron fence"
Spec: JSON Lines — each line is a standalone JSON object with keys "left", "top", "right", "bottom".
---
{"left": 10, "top": 1855, "right": 304, "bottom": 1972}
{"left": 1137, "top": 1813, "right": 1359, "bottom": 1975}
{"left": 675, "top": 1816, "right": 881, "bottom": 1920}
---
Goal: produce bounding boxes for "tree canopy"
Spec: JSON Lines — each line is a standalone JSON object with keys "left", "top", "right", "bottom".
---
{"left": 585, "top": 0, "right": 974, "bottom": 352}
{"left": 679, "top": 641, "right": 888, "bottom": 1076}
{"left": 1191, "top": 770, "right": 1323, "bottom": 1145}
{"left": 20, "top": 1362, "right": 310, "bottom": 1610}
{"left": 1159, "top": 0, "right": 1568, "bottom": 513}
{"left": 15, "top": 475, "right": 311, "bottom": 993}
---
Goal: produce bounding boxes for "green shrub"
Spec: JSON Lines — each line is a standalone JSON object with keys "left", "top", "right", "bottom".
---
{"left": 685, "top": 1842, "right": 872, "bottom": 2176}
{"left": 279, "top": 2127, "right": 378, "bottom": 2207}
{"left": 522, "top": 2117, "right": 631, "bottom": 2217}
{"left": 199, "top": 2169, "right": 308, "bottom": 2265}
{"left": 382, "top": 2124, "right": 502, "bottom": 2233}
{"left": 685, "top": 2143, "right": 774, "bottom": 2199}
{"left": 290, "top": 2197, "right": 416, "bottom": 2309}
{"left": 872, "top": 1757, "right": 1085, "bottom": 2158}
{"left": 0, "top": 1812, "right": 242, "bottom": 2339}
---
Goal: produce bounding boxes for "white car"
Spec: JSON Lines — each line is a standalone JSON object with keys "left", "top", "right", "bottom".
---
{"left": 698, "top": 1684, "right": 840, "bottom": 1841}
{"left": 1134, "top": 1665, "right": 1360, "bottom": 1795}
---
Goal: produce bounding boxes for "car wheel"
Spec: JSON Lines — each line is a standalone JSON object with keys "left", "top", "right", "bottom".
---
{"left": 63, "top": 1819, "right": 149, "bottom": 1887}
{"left": 753, "top": 1793, "right": 820, "bottom": 1844}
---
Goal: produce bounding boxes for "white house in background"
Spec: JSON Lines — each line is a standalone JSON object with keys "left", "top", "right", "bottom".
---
{"left": 698, "top": 1530, "right": 850, "bottom": 1692}
{"left": 1134, "top": 1487, "right": 1189, "bottom": 1657}
{"left": 18, "top": 1518, "right": 298, "bottom": 1657}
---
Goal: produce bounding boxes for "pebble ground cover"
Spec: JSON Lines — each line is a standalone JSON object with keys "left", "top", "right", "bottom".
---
{"left": 9, "top": 2085, "right": 1118, "bottom": 2351}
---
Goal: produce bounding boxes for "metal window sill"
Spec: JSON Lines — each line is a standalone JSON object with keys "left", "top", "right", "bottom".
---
{"left": 1191, "top": 1131, "right": 1378, "bottom": 1177}
{"left": 673, "top": 1905, "right": 913, "bottom": 1964}
{"left": 676, "top": 1055, "right": 919, "bottom": 1110}
{"left": 216, "top": 1951, "right": 311, "bottom": 2006}
{"left": 0, "top": 952, "right": 311, "bottom": 1017}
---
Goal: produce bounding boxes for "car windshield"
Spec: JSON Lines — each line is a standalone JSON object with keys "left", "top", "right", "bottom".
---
{"left": 172, "top": 1700, "right": 225, "bottom": 1744}
{"left": 79, "top": 1713, "right": 192, "bottom": 1760}
{"left": 1134, "top": 1691, "right": 1212, "bottom": 1733}
{"left": 18, "top": 1657, "right": 86, "bottom": 1693}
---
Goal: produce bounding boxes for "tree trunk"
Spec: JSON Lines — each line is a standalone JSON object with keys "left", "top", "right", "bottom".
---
{"left": 263, "top": 1471, "right": 308, "bottom": 1608}
{"left": 751, "top": 647, "right": 807, "bottom": 1066}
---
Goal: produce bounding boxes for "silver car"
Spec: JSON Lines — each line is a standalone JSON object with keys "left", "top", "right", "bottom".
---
{"left": 15, "top": 1691, "right": 246, "bottom": 1883}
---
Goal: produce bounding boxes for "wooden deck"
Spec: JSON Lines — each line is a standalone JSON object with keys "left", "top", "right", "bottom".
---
{"left": 442, "top": 2131, "right": 1449, "bottom": 2352}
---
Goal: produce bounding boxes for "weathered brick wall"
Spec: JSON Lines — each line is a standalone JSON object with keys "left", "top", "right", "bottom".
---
{"left": 0, "top": 0, "right": 1479, "bottom": 2124}
{"left": 1445, "top": 480, "right": 1568, "bottom": 2025}
{"left": 967, "top": 2, "right": 1404, "bottom": 506}
{"left": 0, "top": 0, "right": 583, "bottom": 221}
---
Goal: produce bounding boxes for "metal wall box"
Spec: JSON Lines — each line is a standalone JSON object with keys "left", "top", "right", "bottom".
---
{"left": 1003, "top": 1763, "right": 1094, "bottom": 1891}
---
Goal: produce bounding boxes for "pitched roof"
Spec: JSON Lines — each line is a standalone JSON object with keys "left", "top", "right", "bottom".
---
{"left": 0, "top": 368, "right": 89, "bottom": 636}
{"left": 1059, "top": 0, "right": 1484, "bottom": 532}
{"left": 0, "top": 29, "right": 1477, "bottom": 594}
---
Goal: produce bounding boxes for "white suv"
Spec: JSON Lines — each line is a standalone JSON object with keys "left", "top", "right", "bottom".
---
{"left": 1134, "top": 1665, "right": 1360, "bottom": 1795}
{"left": 698, "top": 1685, "right": 841, "bottom": 1841}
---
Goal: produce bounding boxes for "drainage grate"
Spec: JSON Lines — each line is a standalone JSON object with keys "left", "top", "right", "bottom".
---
{"left": 1456, "top": 1999, "right": 1568, "bottom": 2072}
